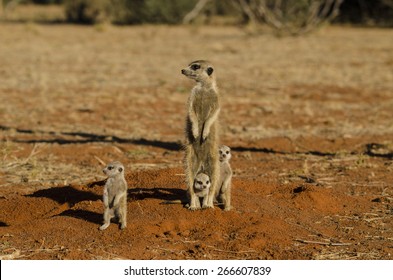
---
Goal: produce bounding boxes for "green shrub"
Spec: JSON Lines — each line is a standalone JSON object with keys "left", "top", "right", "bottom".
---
{"left": 143, "top": 0, "right": 198, "bottom": 24}
{"left": 110, "top": 0, "right": 146, "bottom": 24}
{"left": 111, "top": 0, "right": 197, "bottom": 24}
{"left": 64, "top": 0, "right": 111, "bottom": 24}
{"left": 31, "top": 0, "right": 64, "bottom": 4}
{"left": 63, "top": 0, "right": 198, "bottom": 25}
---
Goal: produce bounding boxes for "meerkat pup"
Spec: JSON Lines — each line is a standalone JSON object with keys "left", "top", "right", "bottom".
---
{"left": 217, "top": 145, "right": 233, "bottom": 211}
{"left": 182, "top": 60, "right": 220, "bottom": 210}
{"left": 192, "top": 172, "right": 211, "bottom": 208}
{"left": 99, "top": 161, "right": 128, "bottom": 230}
{"left": 161, "top": 173, "right": 211, "bottom": 207}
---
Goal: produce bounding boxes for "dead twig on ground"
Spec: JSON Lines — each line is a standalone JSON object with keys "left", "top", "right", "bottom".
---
{"left": 207, "top": 245, "right": 257, "bottom": 254}
{"left": 23, "top": 143, "right": 44, "bottom": 164}
{"left": 295, "top": 239, "right": 352, "bottom": 246}
{"left": 0, "top": 249, "right": 21, "bottom": 260}
{"left": 136, "top": 201, "right": 144, "bottom": 215}
{"left": 94, "top": 156, "right": 106, "bottom": 166}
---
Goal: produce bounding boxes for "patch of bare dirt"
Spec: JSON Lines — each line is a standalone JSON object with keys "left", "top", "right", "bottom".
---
{"left": 0, "top": 166, "right": 390, "bottom": 260}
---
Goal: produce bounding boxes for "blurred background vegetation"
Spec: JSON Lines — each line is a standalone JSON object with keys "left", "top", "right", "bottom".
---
{"left": 1, "top": 0, "right": 392, "bottom": 33}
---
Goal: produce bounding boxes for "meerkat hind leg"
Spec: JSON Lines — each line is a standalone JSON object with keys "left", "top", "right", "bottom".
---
{"left": 100, "top": 209, "right": 111, "bottom": 230}
{"left": 119, "top": 216, "right": 126, "bottom": 229}
{"left": 99, "top": 224, "right": 109, "bottom": 231}
{"left": 187, "top": 148, "right": 202, "bottom": 211}
{"left": 118, "top": 205, "right": 127, "bottom": 230}
{"left": 204, "top": 193, "right": 215, "bottom": 209}
{"left": 202, "top": 190, "right": 213, "bottom": 208}
{"left": 203, "top": 159, "right": 219, "bottom": 209}
{"left": 221, "top": 190, "right": 232, "bottom": 211}
{"left": 201, "top": 195, "right": 209, "bottom": 209}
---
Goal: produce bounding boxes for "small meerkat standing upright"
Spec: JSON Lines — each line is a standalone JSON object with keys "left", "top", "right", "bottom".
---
{"left": 160, "top": 172, "right": 211, "bottom": 207}
{"left": 182, "top": 60, "right": 220, "bottom": 210}
{"left": 217, "top": 145, "right": 233, "bottom": 211}
{"left": 100, "top": 161, "right": 128, "bottom": 230}
{"left": 192, "top": 172, "right": 211, "bottom": 209}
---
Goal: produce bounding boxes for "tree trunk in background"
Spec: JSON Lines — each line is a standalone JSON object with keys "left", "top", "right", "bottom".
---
{"left": 183, "top": 0, "right": 211, "bottom": 24}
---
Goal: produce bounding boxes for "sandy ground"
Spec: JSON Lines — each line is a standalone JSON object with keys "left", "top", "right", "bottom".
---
{"left": 0, "top": 21, "right": 392, "bottom": 259}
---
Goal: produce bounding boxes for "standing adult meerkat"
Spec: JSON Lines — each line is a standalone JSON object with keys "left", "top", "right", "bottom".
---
{"left": 99, "top": 161, "right": 128, "bottom": 230}
{"left": 217, "top": 145, "right": 233, "bottom": 211}
{"left": 182, "top": 60, "right": 220, "bottom": 210}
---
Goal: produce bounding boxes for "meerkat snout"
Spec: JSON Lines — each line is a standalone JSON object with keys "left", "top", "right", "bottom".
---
{"left": 219, "top": 145, "right": 231, "bottom": 162}
{"left": 201, "top": 181, "right": 209, "bottom": 189}
{"left": 181, "top": 60, "right": 215, "bottom": 82}
{"left": 103, "top": 162, "right": 123, "bottom": 176}
{"left": 194, "top": 173, "right": 211, "bottom": 197}
{"left": 196, "top": 180, "right": 210, "bottom": 190}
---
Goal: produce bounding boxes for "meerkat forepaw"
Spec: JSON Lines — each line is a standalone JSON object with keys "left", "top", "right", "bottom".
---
{"left": 202, "top": 129, "right": 210, "bottom": 141}
{"left": 224, "top": 206, "right": 232, "bottom": 211}
{"left": 192, "top": 127, "right": 199, "bottom": 139}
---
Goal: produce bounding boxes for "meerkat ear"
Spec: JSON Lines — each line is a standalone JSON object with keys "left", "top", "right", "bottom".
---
{"left": 118, "top": 167, "right": 123, "bottom": 173}
{"left": 207, "top": 67, "right": 214, "bottom": 76}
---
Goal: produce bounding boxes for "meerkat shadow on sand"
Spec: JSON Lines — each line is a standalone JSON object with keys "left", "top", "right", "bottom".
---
{"left": 57, "top": 209, "right": 103, "bottom": 225}
{"left": 26, "top": 185, "right": 101, "bottom": 205}
{"left": 1, "top": 125, "right": 182, "bottom": 152}
{"left": 128, "top": 187, "right": 186, "bottom": 203}
{"left": 26, "top": 186, "right": 104, "bottom": 225}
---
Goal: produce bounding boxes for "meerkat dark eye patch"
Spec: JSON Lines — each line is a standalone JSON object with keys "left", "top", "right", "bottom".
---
{"left": 118, "top": 167, "right": 123, "bottom": 172}
{"left": 226, "top": 151, "right": 229, "bottom": 154}
{"left": 108, "top": 166, "right": 113, "bottom": 170}
{"left": 191, "top": 64, "right": 200, "bottom": 71}
{"left": 206, "top": 180, "right": 210, "bottom": 184}
{"left": 207, "top": 67, "right": 214, "bottom": 76}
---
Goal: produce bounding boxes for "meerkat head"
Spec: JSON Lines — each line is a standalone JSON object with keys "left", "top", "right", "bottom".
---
{"left": 219, "top": 145, "right": 231, "bottom": 163}
{"left": 103, "top": 161, "right": 124, "bottom": 178}
{"left": 193, "top": 172, "right": 211, "bottom": 191}
{"left": 181, "top": 60, "right": 215, "bottom": 84}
